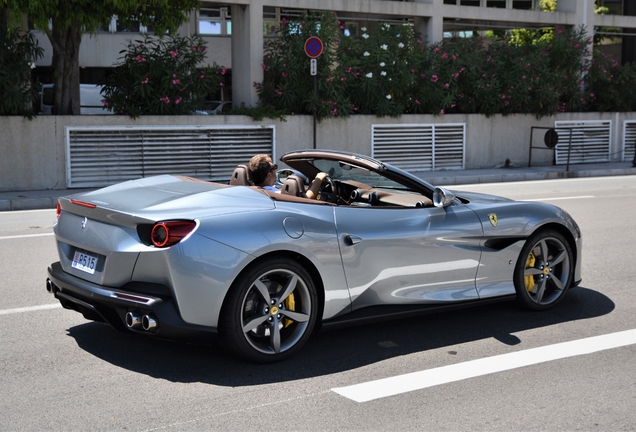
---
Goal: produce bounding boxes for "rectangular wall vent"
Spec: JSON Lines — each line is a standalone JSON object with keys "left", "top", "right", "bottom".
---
{"left": 623, "top": 121, "right": 636, "bottom": 163}
{"left": 372, "top": 123, "right": 465, "bottom": 171}
{"left": 66, "top": 125, "right": 274, "bottom": 188}
{"left": 554, "top": 120, "right": 611, "bottom": 165}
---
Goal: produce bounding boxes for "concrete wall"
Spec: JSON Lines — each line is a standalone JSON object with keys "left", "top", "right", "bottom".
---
{"left": 1, "top": 112, "right": 634, "bottom": 192}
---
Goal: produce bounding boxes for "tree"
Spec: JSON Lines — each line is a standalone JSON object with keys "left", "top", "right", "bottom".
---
{"left": 0, "top": 5, "right": 43, "bottom": 117}
{"left": 2, "top": 0, "right": 200, "bottom": 115}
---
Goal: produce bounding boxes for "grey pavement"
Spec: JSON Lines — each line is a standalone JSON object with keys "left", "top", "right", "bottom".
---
{"left": 1, "top": 161, "right": 635, "bottom": 212}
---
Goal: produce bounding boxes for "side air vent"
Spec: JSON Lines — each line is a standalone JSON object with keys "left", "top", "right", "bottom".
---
{"left": 65, "top": 125, "right": 274, "bottom": 188}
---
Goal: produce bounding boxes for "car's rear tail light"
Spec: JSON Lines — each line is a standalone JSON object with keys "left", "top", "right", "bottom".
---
{"left": 56, "top": 202, "right": 61, "bottom": 219}
{"left": 70, "top": 199, "right": 97, "bottom": 209}
{"left": 151, "top": 221, "right": 197, "bottom": 248}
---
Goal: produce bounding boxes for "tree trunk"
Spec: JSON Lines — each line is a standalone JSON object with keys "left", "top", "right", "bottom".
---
{"left": 47, "top": 20, "right": 81, "bottom": 115}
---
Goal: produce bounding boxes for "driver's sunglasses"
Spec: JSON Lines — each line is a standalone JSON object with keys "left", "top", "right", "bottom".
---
{"left": 270, "top": 163, "right": 278, "bottom": 172}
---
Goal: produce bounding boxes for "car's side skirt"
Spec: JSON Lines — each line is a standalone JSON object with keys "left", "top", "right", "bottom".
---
{"left": 320, "top": 295, "right": 517, "bottom": 331}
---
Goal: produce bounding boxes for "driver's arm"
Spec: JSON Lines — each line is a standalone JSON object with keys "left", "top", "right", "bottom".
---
{"left": 305, "top": 172, "right": 329, "bottom": 200}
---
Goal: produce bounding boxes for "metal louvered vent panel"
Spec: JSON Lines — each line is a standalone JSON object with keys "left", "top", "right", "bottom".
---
{"left": 372, "top": 123, "right": 465, "bottom": 171}
{"left": 554, "top": 120, "right": 611, "bottom": 165}
{"left": 433, "top": 124, "right": 466, "bottom": 169}
{"left": 66, "top": 126, "right": 274, "bottom": 188}
{"left": 623, "top": 121, "right": 636, "bottom": 162}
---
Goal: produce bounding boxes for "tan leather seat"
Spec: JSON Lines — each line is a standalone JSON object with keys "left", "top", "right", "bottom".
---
{"left": 281, "top": 175, "right": 307, "bottom": 197}
{"left": 229, "top": 165, "right": 254, "bottom": 186}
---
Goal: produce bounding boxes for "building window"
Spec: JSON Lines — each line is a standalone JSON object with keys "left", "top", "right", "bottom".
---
{"left": 102, "top": 16, "right": 149, "bottom": 34}
{"left": 486, "top": 1, "right": 506, "bottom": 8}
{"left": 512, "top": 0, "right": 535, "bottom": 9}
{"left": 263, "top": 6, "right": 279, "bottom": 36}
{"left": 198, "top": 2, "right": 231, "bottom": 36}
{"left": 597, "top": 0, "right": 624, "bottom": 16}
{"left": 342, "top": 22, "right": 359, "bottom": 37}
{"left": 460, "top": 0, "right": 482, "bottom": 6}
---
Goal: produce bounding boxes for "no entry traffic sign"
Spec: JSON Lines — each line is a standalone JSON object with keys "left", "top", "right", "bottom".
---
{"left": 304, "top": 36, "right": 323, "bottom": 58}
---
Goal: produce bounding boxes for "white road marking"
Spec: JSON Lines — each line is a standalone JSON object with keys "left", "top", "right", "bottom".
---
{"left": 0, "top": 233, "right": 54, "bottom": 240}
{"left": 0, "top": 209, "right": 54, "bottom": 215}
{"left": 0, "top": 303, "right": 61, "bottom": 316}
{"left": 332, "top": 329, "right": 636, "bottom": 403}
{"left": 522, "top": 195, "right": 595, "bottom": 201}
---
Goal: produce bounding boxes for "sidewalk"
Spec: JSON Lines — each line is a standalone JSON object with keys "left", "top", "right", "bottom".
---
{"left": 1, "top": 161, "right": 635, "bottom": 212}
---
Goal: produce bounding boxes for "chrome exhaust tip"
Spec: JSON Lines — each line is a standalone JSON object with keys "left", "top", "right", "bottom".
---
{"left": 141, "top": 314, "right": 158, "bottom": 331}
{"left": 125, "top": 311, "right": 142, "bottom": 329}
{"left": 46, "top": 279, "right": 56, "bottom": 294}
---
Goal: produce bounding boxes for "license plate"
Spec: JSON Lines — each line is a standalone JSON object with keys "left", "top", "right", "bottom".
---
{"left": 72, "top": 251, "right": 98, "bottom": 274}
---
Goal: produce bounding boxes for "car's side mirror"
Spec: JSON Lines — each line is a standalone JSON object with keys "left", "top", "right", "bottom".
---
{"left": 277, "top": 169, "right": 294, "bottom": 184}
{"left": 433, "top": 187, "right": 456, "bottom": 208}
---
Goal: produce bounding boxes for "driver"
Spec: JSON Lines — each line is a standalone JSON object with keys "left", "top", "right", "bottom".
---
{"left": 248, "top": 154, "right": 328, "bottom": 199}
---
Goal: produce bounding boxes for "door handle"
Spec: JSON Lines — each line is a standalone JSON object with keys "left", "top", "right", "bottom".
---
{"left": 343, "top": 234, "right": 362, "bottom": 246}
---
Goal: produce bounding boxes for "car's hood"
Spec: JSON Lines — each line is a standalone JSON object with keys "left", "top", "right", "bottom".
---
{"left": 452, "top": 190, "right": 515, "bottom": 204}
{"left": 63, "top": 175, "right": 275, "bottom": 219}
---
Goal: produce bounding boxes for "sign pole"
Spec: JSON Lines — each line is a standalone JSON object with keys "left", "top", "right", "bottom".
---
{"left": 313, "top": 74, "right": 317, "bottom": 149}
{"left": 305, "top": 37, "right": 323, "bottom": 150}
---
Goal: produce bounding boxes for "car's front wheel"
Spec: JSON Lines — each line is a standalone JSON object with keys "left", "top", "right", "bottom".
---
{"left": 220, "top": 257, "right": 318, "bottom": 362}
{"left": 514, "top": 229, "right": 574, "bottom": 310}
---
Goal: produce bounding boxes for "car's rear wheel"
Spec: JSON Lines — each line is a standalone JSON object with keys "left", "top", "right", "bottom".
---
{"left": 514, "top": 229, "right": 573, "bottom": 310}
{"left": 220, "top": 257, "right": 317, "bottom": 362}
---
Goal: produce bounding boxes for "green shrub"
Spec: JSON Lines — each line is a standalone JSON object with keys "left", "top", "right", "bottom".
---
{"left": 257, "top": 13, "right": 635, "bottom": 119}
{"left": 0, "top": 27, "right": 43, "bottom": 117}
{"left": 258, "top": 12, "right": 354, "bottom": 120}
{"left": 102, "top": 35, "right": 225, "bottom": 117}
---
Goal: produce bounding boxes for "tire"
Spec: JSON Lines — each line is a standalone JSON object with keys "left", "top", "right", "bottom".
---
{"left": 220, "top": 257, "right": 318, "bottom": 362}
{"left": 514, "top": 229, "right": 574, "bottom": 310}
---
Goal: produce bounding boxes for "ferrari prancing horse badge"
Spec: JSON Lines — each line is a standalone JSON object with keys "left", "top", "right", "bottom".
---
{"left": 488, "top": 213, "right": 498, "bottom": 227}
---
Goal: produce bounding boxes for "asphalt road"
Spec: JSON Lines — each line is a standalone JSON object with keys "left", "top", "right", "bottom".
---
{"left": 1, "top": 176, "right": 635, "bottom": 431}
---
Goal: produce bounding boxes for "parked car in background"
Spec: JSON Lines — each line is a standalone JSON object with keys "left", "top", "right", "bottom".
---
{"left": 40, "top": 84, "right": 112, "bottom": 115}
{"left": 198, "top": 100, "right": 232, "bottom": 115}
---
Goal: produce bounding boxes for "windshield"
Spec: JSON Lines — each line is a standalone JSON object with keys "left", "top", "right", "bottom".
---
{"left": 312, "top": 159, "right": 413, "bottom": 191}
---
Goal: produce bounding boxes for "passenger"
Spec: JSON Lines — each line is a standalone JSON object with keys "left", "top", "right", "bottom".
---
{"left": 248, "top": 154, "right": 328, "bottom": 199}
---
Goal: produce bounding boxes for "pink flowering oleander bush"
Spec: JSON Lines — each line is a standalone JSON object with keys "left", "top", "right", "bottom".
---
{"left": 256, "top": 12, "right": 636, "bottom": 120}
{"left": 102, "top": 35, "right": 225, "bottom": 117}
{"left": 585, "top": 50, "right": 636, "bottom": 112}
{"left": 258, "top": 12, "right": 354, "bottom": 120}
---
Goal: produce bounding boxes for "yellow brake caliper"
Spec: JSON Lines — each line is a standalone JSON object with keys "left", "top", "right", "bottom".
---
{"left": 525, "top": 252, "right": 536, "bottom": 292}
{"left": 284, "top": 293, "right": 295, "bottom": 327}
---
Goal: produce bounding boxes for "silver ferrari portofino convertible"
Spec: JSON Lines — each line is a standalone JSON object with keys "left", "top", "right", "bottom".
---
{"left": 46, "top": 150, "right": 582, "bottom": 362}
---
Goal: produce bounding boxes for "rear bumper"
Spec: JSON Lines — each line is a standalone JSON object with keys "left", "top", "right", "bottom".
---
{"left": 47, "top": 262, "right": 217, "bottom": 342}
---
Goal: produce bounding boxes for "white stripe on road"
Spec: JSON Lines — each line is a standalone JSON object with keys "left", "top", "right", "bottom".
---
{"left": 523, "top": 195, "right": 595, "bottom": 201}
{"left": 0, "top": 303, "right": 61, "bottom": 316}
{"left": 0, "top": 233, "right": 54, "bottom": 240}
{"left": 332, "top": 329, "right": 636, "bottom": 403}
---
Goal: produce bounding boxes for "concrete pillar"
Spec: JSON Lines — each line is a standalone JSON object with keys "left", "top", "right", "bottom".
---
{"left": 231, "top": 1, "right": 264, "bottom": 108}
{"left": 414, "top": 15, "right": 444, "bottom": 44}
{"left": 414, "top": 0, "right": 443, "bottom": 44}
{"left": 556, "top": 0, "right": 595, "bottom": 28}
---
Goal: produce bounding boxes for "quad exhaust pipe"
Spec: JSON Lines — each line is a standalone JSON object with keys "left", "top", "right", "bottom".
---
{"left": 142, "top": 314, "right": 158, "bottom": 331}
{"left": 46, "top": 279, "right": 57, "bottom": 294}
{"left": 126, "top": 311, "right": 158, "bottom": 332}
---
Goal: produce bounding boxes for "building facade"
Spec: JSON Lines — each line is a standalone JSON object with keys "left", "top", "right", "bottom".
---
{"left": 31, "top": 0, "right": 636, "bottom": 110}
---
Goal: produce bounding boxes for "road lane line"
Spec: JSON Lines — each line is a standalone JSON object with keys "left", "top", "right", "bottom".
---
{"left": 0, "top": 303, "right": 61, "bottom": 316}
{"left": 0, "top": 233, "right": 54, "bottom": 240}
{"left": 332, "top": 329, "right": 636, "bottom": 403}
{"left": 523, "top": 195, "right": 595, "bottom": 201}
